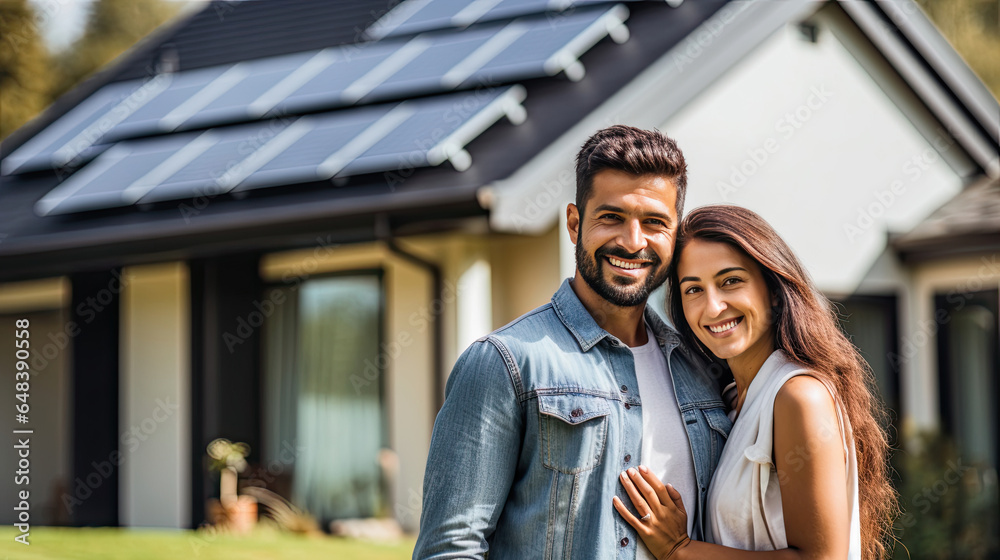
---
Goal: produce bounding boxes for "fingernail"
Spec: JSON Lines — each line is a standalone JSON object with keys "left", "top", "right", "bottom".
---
{"left": 620, "top": 471, "right": 627, "bottom": 479}
{"left": 628, "top": 468, "right": 637, "bottom": 476}
{"left": 639, "top": 465, "right": 648, "bottom": 473}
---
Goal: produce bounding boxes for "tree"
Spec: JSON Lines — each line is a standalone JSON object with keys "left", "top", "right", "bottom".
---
{"left": 916, "top": 0, "right": 1000, "bottom": 101}
{"left": 52, "top": 0, "right": 178, "bottom": 99}
{"left": 0, "top": 0, "right": 54, "bottom": 139}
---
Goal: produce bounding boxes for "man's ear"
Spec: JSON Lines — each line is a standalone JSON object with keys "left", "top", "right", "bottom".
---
{"left": 566, "top": 203, "right": 580, "bottom": 245}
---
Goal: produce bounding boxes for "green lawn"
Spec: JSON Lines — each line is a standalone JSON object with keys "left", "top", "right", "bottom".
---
{"left": 0, "top": 527, "right": 415, "bottom": 560}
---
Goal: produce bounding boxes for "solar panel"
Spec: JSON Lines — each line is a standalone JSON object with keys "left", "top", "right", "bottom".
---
{"left": 365, "top": 0, "right": 664, "bottom": 39}
{"left": 34, "top": 86, "right": 526, "bottom": 216}
{"left": 240, "top": 85, "right": 527, "bottom": 190}
{"left": 275, "top": 5, "right": 626, "bottom": 110}
{"left": 104, "top": 65, "right": 235, "bottom": 140}
{"left": 1, "top": 80, "right": 158, "bottom": 174}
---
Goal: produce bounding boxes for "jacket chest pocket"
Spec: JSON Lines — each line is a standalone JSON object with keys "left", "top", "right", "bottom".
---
{"left": 537, "top": 393, "right": 611, "bottom": 474}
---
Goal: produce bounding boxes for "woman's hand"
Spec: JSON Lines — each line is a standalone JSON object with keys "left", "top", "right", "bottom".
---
{"left": 612, "top": 465, "right": 691, "bottom": 560}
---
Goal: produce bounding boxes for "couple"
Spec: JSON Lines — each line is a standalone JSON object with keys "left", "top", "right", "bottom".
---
{"left": 413, "top": 126, "right": 895, "bottom": 559}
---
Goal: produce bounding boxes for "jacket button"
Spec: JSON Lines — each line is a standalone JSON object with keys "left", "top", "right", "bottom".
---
{"left": 571, "top": 408, "right": 583, "bottom": 418}
{"left": 620, "top": 385, "right": 628, "bottom": 392}
{"left": 621, "top": 537, "right": 629, "bottom": 547}
{"left": 624, "top": 454, "right": 631, "bottom": 463}
{"left": 624, "top": 403, "right": 631, "bottom": 410}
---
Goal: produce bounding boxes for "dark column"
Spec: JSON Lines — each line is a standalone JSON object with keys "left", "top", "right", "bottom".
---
{"left": 190, "top": 255, "right": 262, "bottom": 526}
{"left": 70, "top": 269, "right": 122, "bottom": 526}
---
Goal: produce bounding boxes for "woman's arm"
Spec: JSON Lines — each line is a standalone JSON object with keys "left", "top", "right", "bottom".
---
{"left": 615, "top": 375, "right": 849, "bottom": 560}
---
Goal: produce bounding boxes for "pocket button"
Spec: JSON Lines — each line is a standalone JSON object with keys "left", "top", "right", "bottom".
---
{"left": 571, "top": 408, "right": 583, "bottom": 418}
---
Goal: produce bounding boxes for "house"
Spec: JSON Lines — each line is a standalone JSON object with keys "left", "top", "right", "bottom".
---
{"left": 0, "top": 0, "right": 997, "bottom": 542}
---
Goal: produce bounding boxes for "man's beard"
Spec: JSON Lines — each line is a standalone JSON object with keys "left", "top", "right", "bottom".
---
{"left": 576, "top": 236, "right": 669, "bottom": 308}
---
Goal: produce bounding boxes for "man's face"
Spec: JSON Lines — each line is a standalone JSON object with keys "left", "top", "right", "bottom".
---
{"left": 568, "top": 169, "right": 679, "bottom": 308}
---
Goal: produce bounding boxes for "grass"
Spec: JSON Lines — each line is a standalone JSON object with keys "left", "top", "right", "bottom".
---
{"left": 0, "top": 526, "right": 416, "bottom": 560}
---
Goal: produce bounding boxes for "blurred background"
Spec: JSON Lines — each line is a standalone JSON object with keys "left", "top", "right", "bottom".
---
{"left": 0, "top": 0, "right": 997, "bottom": 558}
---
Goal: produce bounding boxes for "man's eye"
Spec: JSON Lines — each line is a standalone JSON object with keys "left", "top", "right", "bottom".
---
{"left": 600, "top": 214, "right": 622, "bottom": 221}
{"left": 646, "top": 219, "right": 665, "bottom": 227}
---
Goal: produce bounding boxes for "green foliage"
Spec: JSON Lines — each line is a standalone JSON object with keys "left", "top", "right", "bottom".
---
{"left": 0, "top": 0, "right": 54, "bottom": 139}
{"left": 51, "top": 0, "right": 179, "bottom": 98}
{"left": 916, "top": 0, "right": 1000, "bottom": 100}
{"left": 892, "top": 431, "right": 999, "bottom": 559}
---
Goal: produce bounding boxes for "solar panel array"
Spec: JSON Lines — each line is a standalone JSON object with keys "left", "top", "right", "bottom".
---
{"left": 35, "top": 87, "right": 526, "bottom": 216}
{"left": 7, "top": 0, "right": 651, "bottom": 216}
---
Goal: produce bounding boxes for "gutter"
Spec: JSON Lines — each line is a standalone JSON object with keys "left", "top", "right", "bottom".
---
{"left": 375, "top": 214, "right": 445, "bottom": 414}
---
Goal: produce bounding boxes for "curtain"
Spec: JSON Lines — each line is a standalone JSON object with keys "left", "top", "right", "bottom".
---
{"left": 264, "top": 275, "right": 384, "bottom": 521}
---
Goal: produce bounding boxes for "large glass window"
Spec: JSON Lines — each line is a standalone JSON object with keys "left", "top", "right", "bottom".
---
{"left": 262, "top": 272, "right": 386, "bottom": 522}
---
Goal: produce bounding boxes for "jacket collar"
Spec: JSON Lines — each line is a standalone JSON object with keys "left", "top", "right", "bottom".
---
{"left": 551, "top": 278, "right": 682, "bottom": 352}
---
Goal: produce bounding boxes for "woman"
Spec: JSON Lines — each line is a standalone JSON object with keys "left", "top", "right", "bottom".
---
{"left": 613, "top": 205, "right": 896, "bottom": 559}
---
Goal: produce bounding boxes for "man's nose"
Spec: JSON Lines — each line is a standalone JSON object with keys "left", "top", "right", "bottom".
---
{"left": 617, "top": 219, "right": 647, "bottom": 254}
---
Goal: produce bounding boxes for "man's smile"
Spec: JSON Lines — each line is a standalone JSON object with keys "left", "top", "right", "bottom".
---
{"left": 605, "top": 255, "right": 653, "bottom": 274}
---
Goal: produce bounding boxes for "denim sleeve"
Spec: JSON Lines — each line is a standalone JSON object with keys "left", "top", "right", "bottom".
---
{"left": 412, "top": 338, "right": 523, "bottom": 559}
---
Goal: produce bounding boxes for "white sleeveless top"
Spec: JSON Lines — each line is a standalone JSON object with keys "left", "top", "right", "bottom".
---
{"left": 705, "top": 350, "right": 861, "bottom": 558}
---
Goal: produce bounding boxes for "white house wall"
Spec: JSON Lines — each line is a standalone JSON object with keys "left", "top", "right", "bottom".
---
{"left": 661, "top": 13, "right": 965, "bottom": 294}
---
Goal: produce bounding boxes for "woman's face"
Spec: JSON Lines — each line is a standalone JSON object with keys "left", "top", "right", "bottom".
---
{"left": 676, "top": 238, "right": 775, "bottom": 361}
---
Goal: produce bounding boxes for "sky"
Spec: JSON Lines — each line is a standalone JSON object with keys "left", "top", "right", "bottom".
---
{"left": 28, "top": 0, "right": 208, "bottom": 52}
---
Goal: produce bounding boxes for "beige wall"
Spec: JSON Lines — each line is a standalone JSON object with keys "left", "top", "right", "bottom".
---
{"left": 120, "top": 262, "right": 191, "bottom": 528}
{"left": 489, "top": 225, "right": 563, "bottom": 328}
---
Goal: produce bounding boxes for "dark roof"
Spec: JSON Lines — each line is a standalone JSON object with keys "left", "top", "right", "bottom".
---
{"left": 892, "top": 176, "right": 1000, "bottom": 261}
{"left": 0, "top": 0, "right": 731, "bottom": 281}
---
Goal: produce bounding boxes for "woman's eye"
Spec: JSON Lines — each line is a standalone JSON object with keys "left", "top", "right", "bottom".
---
{"left": 722, "top": 276, "right": 743, "bottom": 286}
{"left": 683, "top": 286, "right": 702, "bottom": 295}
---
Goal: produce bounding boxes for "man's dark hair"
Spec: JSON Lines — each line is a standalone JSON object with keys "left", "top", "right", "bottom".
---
{"left": 574, "top": 125, "right": 687, "bottom": 220}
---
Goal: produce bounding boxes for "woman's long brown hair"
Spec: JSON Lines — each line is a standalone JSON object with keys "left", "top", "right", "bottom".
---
{"left": 667, "top": 204, "right": 897, "bottom": 559}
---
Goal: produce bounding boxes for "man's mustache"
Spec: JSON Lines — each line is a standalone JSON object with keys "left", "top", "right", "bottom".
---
{"left": 595, "top": 245, "right": 661, "bottom": 265}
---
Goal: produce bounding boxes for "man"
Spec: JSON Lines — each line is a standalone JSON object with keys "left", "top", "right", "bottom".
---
{"left": 413, "top": 125, "right": 731, "bottom": 559}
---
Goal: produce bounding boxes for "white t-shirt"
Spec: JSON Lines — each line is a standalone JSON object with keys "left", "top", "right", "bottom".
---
{"left": 631, "top": 326, "right": 698, "bottom": 559}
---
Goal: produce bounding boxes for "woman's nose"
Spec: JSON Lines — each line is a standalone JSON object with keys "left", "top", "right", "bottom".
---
{"left": 706, "top": 289, "right": 728, "bottom": 316}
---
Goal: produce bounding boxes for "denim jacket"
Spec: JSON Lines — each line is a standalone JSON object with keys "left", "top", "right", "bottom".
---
{"left": 413, "top": 279, "right": 732, "bottom": 559}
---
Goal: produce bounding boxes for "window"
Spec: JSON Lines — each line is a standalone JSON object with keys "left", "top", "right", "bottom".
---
{"left": 935, "top": 289, "right": 999, "bottom": 552}
{"left": 262, "top": 272, "right": 386, "bottom": 521}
